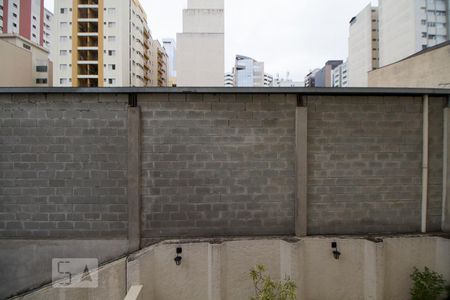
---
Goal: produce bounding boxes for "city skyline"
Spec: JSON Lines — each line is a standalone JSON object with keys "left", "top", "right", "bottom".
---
{"left": 44, "top": 0, "right": 379, "bottom": 81}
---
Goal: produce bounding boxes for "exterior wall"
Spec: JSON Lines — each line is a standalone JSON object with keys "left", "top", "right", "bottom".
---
{"left": 5, "top": 237, "right": 450, "bottom": 300}
{"left": 176, "top": 0, "right": 224, "bottom": 86}
{"left": 0, "top": 35, "right": 51, "bottom": 86}
{"left": 0, "top": 94, "right": 129, "bottom": 238}
{"left": 379, "top": 0, "right": 449, "bottom": 67}
{"left": 307, "top": 96, "right": 443, "bottom": 234}
{"left": 1, "top": 239, "right": 128, "bottom": 299}
{"left": 369, "top": 43, "right": 450, "bottom": 88}
{"left": 0, "top": 37, "right": 33, "bottom": 86}
{"left": 139, "top": 94, "right": 296, "bottom": 242}
{"left": 127, "top": 237, "right": 450, "bottom": 300}
{"left": 348, "top": 5, "right": 379, "bottom": 87}
{"left": 12, "top": 258, "right": 127, "bottom": 300}
{"left": 1, "top": 91, "right": 450, "bottom": 299}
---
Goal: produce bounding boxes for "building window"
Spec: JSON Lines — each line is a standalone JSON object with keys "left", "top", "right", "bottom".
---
{"left": 13, "top": 3, "right": 17, "bottom": 8}
{"left": 108, "top": 8, "right": 116, "bottom": 15}
{"left": 60, "top": 8, "right": 68, "bottom": 14}
{"left": 60, "top": 50, "right": 68, "bottom": 56}
{"left": 60, "top": 78, "right": 68, "bottom": 85}
{"left": 108, "top": 22, "right": 116, "bottom": 28}
{"left": 13, "top": 13, "right": 17, "bottom": 17}
{"left": 108, "top": 36, "right": 116, "bottom": 42}
{"left": 108, "top": 78, "right": 116, "bottom": 84}
{"left": 60, "top": 36, "right": 68, "bottom": 42}
{"left": 60, "top": 64, "right": 68, "bottom": 71}
{"left": 108, "top": 64, "right": 116, "bottom": 70}
{"left": 108, "top": 50, "right": 116, "bottom": 56}
{"left": 22, "top": 43, "right": 31, "bottom": 50}
{"left": 13, "top": 23, "right": 17, "bottom": 27}
{"left": 32, "top": 34, "right": 36, "bottom": 38}
{"left": 36, "top": 78, "right": 48, "bottom": 84}
{"left": 36, "top": 66, "right": 48, "bottom": 72}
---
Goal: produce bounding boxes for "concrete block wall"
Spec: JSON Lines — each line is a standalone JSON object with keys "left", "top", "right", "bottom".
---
{"left": 307, "top": 96, "right": 425, "bottom": 234}
{"left": 0, "top": 94, "right": 129, "bottom": 239}
{"left": 139, "top": 94, "right": 296, "bottom": 242}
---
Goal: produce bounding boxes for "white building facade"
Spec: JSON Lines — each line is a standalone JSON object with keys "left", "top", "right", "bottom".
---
{"left": 176, "top": 0, "right": 224, "bottom": 86}
{"left": 379, "top": 0, "right": 449, "bottom": 67}
{"left": 348, "top": 4, "right": 379, "bottom": 87}
{"left": 162, "top": 38, "right": 176, "bottom": 86}
{"left": 234, "top": 55, "right": 265, "bottom": 87}
{"left": 52, "top": 0, "right": 153, "bottom": 87}
{"left": 332, "top": 61, "right": 348, "bottom": 87}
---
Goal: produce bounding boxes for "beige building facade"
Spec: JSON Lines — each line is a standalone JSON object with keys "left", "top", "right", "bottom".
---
{"left": 150, "top": 40, "right": 168, "bottom": 87}
{"left": 0, "top": 34, "right": 52, "bottom": 86}
{"left": 176, "top": 0, "right": 224, "bottom": 86}
{"left": 369, "top": 41, "right": 450, "bottom": 88}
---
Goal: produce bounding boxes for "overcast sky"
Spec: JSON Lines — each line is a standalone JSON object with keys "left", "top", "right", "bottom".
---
{"left": 44, "top": 0, "right": 377, "bottom": 81}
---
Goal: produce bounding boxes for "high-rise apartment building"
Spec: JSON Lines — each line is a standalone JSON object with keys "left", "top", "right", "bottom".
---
{"left": 162, "top": 38, "right": 176, "bottom": 86}
{"left": 348, "top": 4, "right": 379, "bottom": 87}
{"left": 0, "top": 0, "right": 52, "bottom": 49}
{"left": 151, "top": 40, "right": 168, "bottom": 87}
{"left": 53, "top": 0, "right": 154, "bottom": 87}
{"left": 177, "top": 0, "right": 224, "bottom": 86}
{"left": 264, "top": 73, "right": 273, "bottom": 87}
{"left": 234, "top": 55, "right": 266, "bottom": 87}
{"left": 332, "top": 61, "right": 348, "bottom": 87}
{"left": 379, "top": 0, "right": 449, "bottom": 67}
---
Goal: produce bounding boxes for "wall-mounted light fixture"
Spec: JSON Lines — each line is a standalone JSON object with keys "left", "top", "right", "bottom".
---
{"left": 174, "top": 247, "right": 182, "bottom": 266}
{"left": 331, "top": 242, "right": 341, "bottom": 260}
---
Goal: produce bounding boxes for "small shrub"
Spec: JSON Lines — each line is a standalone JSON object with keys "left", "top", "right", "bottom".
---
{"left": 249, "top": 265, "right": 296, "bottom": 300}
{"left": 410, "top": 267, "right": 446, "bottom": 300}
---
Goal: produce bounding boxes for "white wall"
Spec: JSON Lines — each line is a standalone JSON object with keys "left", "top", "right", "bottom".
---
{"left": 379, "top": 0, "right": 418, "bottom": 67}
{"left": 348, "top": 4, "right": 376, "bottom": 87}
{"left": 176, "top": 0, "right": 224, "bottom": 87}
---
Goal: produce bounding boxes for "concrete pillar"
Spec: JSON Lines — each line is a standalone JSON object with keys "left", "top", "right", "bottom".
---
{"left": 421, "top": 96, "right": 429, "bottom": 233}
{"left": 443, "top": 107, "right": 450, "bottom": 232}
{"left": 128, "top": 106, "right": 141, "bottom": 252}
{"left": 208, "top": 243, "right": 222, "bottom": 300}
{"left": 295, "top": 107, "right": 308, "bottom": 236}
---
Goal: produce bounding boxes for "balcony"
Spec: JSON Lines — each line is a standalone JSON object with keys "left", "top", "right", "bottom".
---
{"left": 78, "top": 36, "right": 98, "bottom": 48}
{"left": 78, "top": 49, "right": 99, "bottom": 61}
{"left": 78, "top": 22, "right": 98, "bottom": 34}
{"left": 77, "top": 78, "right": 98, "bottom": 87}
{"left": 78, "top": 7, "right": 98, "bottom": 19}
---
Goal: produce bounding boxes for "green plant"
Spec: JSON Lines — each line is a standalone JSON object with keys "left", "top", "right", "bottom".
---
{"left": 249, "top": 265, "right": 296, "bottom": 300}
{"left": 410, "top": 267, "right": 446, "bottom": 300}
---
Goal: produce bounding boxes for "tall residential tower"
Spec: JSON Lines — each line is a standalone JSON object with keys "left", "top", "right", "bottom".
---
{"left": 53, "top": 0, "right": 155, "bottom": 87}
{"left": 176, "top": 0, "right": 224, "bottom": 86}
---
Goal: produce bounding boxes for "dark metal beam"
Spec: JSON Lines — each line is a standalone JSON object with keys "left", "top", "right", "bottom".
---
{"left": 0, "top": 87, "right": 449, "bottom": 97}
